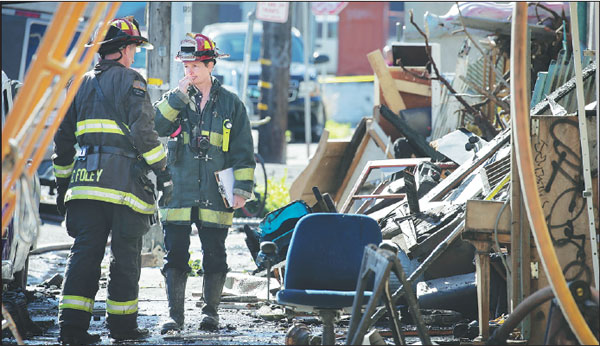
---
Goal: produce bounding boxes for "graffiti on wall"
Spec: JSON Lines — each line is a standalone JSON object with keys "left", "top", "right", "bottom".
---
{"left": 534, "top": 118, "right": 591, "bottom": 284}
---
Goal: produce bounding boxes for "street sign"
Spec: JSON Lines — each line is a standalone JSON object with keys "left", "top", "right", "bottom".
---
{"left": 256, "top": 2, "right": 289, "bottom": 23}
{"left": 310, "top": 2, "right": 348, "bottom": 16}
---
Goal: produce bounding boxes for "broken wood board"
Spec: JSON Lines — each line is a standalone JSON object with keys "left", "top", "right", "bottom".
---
{"left": 334, "top": 120, "right": 392, "bottom": 206}
{"left": 373, "top": 66, "right": 432, "bottom": 110}
{"left": 289, "top": 130, "right": 350, "bottom": 206}
{"left": 367, "top": 49, "right": 406, "bottom": 113}
{"left": 464, "top": 200, "right": 511, "bottom": 241}
{"left": 371, "top": 64, "right": 433, "bottom": 141}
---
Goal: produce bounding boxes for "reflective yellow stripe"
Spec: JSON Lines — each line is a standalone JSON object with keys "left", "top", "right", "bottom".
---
{"left": 182, "top": 132, "right": 190, "bottom": 144}
{"left": 59, "top": 295, "right": 94, "bottom": 313}
{"left": 157, "top": 99, "right": 179, "bottom": 122}
{"left": 259, "top": 58, "right": 271, "bottom": 66}
{"left": 201, "top": 130, "right": 222, "bottom": 147}
{"left": 75, "top": 119, "right": 124, "bottom": 137}
{"left": 258, "top": 80, "right": 272, "bottom": 89}
{"left": 160, "top": 207, "right": 190, "bottom": 222}
{"left": 106, "top": 298, "right": 138, "bottom": 315}
{"left": 54, "top": 161, "right": 75, "bottom": 178}
{"left": 199, "top": 208, "right": 233, "bottom": 226}
{"left": 234, "top": 168, "right": 254, "bottom": 181}
{"left": 147, "top": 78, "right": 163, "bottom": 86}
{"left": 66, "top": 186, "right": 156, "bottom": 214}
{"left": 160, "top": 207, "right": 233, "bottom": 226}
{"left": 142, "top": 143, "right": 166, "bottom": 165}
{"left": 257, "top": 103, "right": 268, "bottom": 111}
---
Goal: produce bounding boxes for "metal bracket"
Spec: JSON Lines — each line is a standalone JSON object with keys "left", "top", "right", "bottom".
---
{"left": 531, "top": 261, "right": 539, "bottom": 279}
{"left": 531, "top": 118, "right": 540, "bottom": 138}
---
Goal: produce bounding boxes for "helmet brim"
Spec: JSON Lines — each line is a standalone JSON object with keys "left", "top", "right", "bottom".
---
{"left": 85, "top": 36, "right": 153, "bottom": 50}
{"left": 174, "top": 51, "right": 229, "bottom": 62}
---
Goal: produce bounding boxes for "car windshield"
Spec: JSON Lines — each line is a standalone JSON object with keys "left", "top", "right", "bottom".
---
{"left": 212, "top": 32, "right": 304, "bottom": 63}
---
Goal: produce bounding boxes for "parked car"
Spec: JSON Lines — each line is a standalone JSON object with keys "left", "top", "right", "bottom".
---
{"left": 2, "top": 70, "right": 40, "bottom": 292}
{"left": 202, "top": 22, "right": 329, "bottom": 142}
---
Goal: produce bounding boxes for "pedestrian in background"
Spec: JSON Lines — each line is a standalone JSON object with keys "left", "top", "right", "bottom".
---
{"left": 53, "top": 16, "right": 171, "bottom": 344}
{"left": 154, "top": 33, "right": 255, "bottom": 333}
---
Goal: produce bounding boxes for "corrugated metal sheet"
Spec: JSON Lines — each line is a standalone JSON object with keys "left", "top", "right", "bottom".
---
{"left": 531, "top": 53, "right": 596, "bottom": 112}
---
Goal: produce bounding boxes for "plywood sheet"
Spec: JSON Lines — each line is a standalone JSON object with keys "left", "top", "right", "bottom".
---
{"left": 289, "top": 130, "right": 349, "bottom": 206}
{"left": 531, "top": 115, "right": 596, "bottom": 284}
{"left": 335, "top": 137, "right": 389, "bottom": 208}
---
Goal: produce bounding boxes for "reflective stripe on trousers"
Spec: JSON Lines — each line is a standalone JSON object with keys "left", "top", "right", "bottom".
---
{"left": 59, "top": 295, "right": 94, "bottom": 313}
{"left": 106, "top": 298, "right": 138, "bottom": 315}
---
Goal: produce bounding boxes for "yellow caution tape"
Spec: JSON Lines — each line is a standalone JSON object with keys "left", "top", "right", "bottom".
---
{"left": 318, "top": 75, "right": 374, "bottom": 84}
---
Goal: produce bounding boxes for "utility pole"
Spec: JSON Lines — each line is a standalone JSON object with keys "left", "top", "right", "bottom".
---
{"left": 146, "top": 2, "right": 171, "bottom": 103}
{"left": 257, "top": 11, "right": 291, "bottom": 163}
{"left": 144, "top": 2, "right": 171, "bottom": 252}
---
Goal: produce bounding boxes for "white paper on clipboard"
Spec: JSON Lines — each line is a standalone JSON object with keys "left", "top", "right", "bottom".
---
{"left": 215, "top": 167, "right": 234, "bottom": 208}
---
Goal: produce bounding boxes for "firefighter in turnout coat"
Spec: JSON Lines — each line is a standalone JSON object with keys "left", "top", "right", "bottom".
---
{"left": 52, "top": 17, "right": 171, "bottom": 344}
{"left": 154, "top": 33, "right": 255, "bottom": 333}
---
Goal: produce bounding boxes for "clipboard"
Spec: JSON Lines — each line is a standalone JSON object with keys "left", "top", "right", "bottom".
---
{"left": 215, "top": 167, "right": 234, "bottom": 208}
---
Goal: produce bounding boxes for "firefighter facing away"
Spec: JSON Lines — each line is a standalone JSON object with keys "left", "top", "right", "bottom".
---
{"left": 53, "top": 16, "right": 172, "bottom": 344}
{"left": 154, "top": 33, "right": 255, "bottom": 333}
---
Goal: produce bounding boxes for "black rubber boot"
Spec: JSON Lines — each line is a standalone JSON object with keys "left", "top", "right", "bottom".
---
{"left": 58, "top": 327, "right": 101, "bottom": 345}
{"left": 160, "top": 268, "right": 188, "bottom": 334}
{"left": 199, "top": 271, "right": 227, "bottom": 331}
{"left": 109, "top": 327, "right": 149, "bottom": 341}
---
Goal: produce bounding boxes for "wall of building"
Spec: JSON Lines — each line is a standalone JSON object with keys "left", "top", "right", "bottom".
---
{"left": 338, "top": 2, "right": 389, "bottom": 76}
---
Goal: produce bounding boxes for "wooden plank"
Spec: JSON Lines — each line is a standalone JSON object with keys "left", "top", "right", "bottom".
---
{"left": 474, "top": 241, "right": 492, "bottom": 341}
{"left": 465, "top": 200, "right": 511, "bottom": 233}
{"left": 367, "top": 49, "right": 406, "bottom": 113}
{"left": 335, "top": 130, "right": 371, "bottom": 204}
{"left": 289, "top": 130, "right": 350, "bottom": 206}
{"left": 395, "top": 79, "right": 431, "bottom": 97}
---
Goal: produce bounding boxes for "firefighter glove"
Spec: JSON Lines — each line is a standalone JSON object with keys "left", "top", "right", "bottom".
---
{"left": 56, "top": 183, "right": 68, "bottom": 216}
{"left": 156, "top": 168, "right": 173, "bottom": 206}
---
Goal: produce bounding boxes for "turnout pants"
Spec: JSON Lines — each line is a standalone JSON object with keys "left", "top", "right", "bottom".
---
{"left": 162, "top": 220, "right": 228, "bottom": 275}
{"left": 58, "top": 199, "right": 150, "bottom": 332}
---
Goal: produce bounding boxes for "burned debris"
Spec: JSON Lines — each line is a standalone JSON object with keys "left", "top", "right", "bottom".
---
{"left": 239, "top": 2, "right": 598, "bottom": 344}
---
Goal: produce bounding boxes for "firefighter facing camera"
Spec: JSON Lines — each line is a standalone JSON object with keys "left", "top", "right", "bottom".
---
{"left": 154, "top": 33, "right": 255, "bottom": 334}
{"left": 53, "top": 16, "right": 169, "bottom": 345}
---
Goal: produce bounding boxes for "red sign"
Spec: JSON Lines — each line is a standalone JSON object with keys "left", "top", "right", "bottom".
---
{"left": 256, "top": 2, "right": 289, "bottom": 23}
{"left": 311, "top": 2, "right": 348, "bottom": 16}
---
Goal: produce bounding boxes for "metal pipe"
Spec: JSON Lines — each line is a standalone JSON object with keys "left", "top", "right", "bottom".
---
{"left": 240, "top": 10, "right": 256, "bottom": 112}
{"left": 488, "top": 285, "right": 555, "bottom": 344}
{"left": 303, "top": 2, "right": 312, "bottom": 157}
{"left": 510, "top": 3, "right": 597, "bottom": 344}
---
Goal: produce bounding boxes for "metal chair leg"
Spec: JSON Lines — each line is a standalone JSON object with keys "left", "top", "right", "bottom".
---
{"left": 319, "top": 309, "right": 337, "bottom": 345}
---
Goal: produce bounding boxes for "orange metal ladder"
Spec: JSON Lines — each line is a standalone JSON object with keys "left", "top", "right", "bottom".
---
{"left": 1, "top": 2, "right": 121, "bottom": 231}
